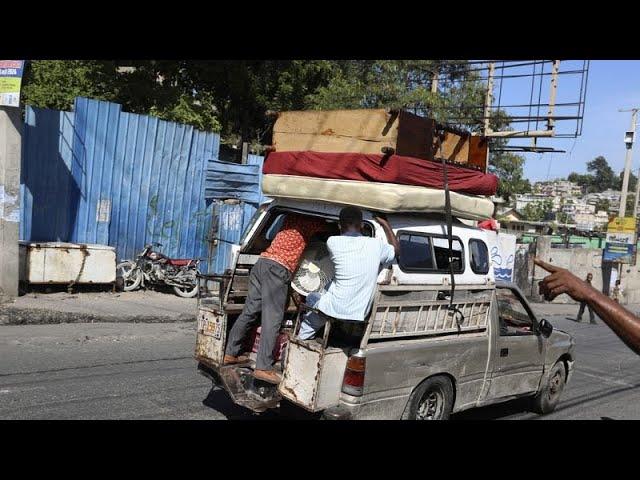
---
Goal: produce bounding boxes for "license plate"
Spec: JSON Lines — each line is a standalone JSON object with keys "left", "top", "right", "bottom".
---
{"left": 200, "top": 317, "right": 222, "bottom": 340}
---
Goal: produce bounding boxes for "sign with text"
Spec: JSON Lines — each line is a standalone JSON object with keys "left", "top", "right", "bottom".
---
{"left": 604, "top": 216, "right": 636, "bottom": 264}
{"left": 603, "top": 242, "right": 635, "bottom": 263}
{"left": 607, "top": 216, "right": 636, "bottom": 234}
{"left": 0, "top": 60, "right": 25, "bottom": 107}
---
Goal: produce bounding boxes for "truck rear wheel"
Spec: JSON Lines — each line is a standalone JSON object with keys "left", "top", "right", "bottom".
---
{"left": 531, "top": 361, "right": 566, "bottom": 415}
{"left": 402, "top": 375, "right": 454, "bottom": 420}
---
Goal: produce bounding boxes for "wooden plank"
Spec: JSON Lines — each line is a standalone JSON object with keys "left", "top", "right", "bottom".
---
{"left": 273, "top": 109, "right": 437, "bottom": 160}
{"left": 468, "top": 136, "right": 489, "bottom": 170}
{"left": 274, "top": 109, "right": 397, "bottom": 140}
{"left": 273, "top": 132, "right": 394, "bottom": 155}
{"left": 438, "top": 132, "right": 471, "bottom": 164}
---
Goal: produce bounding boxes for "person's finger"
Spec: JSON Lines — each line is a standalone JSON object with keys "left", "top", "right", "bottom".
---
{"left": 544, "top": 278, "right": 566, "bottom": 292}
{"left": 541, "top": 271, "right": 562, "bottom": 283}
{"left": 549, "top": 285, "right": 570, "bottom": 299}
{"left": 534, "top": 258, "right": 558, "bottom": 273}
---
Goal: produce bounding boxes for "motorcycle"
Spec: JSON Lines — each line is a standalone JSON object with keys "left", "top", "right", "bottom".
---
{"left": 116, "top": 243, "right": 200, "bottom": 298}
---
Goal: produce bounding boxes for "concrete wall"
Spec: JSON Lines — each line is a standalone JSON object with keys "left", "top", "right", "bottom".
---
{"left": 521, "top": 235, "right": 640, "bottom": 305}
{"left": 0, "top": 107, "right": 22, "bottom": 302}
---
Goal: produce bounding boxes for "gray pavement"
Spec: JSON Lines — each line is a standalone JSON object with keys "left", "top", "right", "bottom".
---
{"left": 0, "top": 290, "right": 197, "bottom": 325}
{"left": 1, "top": 304, "right": 639, "bottom": 419}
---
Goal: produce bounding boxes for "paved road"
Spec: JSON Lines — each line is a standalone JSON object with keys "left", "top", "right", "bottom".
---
{"left": 1, "top": 314, "right": 639, "bottom": 420}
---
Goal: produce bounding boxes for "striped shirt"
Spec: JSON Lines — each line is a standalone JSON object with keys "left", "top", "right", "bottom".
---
{"left": 316, "top": 232, "right": 396, "bottom": 321}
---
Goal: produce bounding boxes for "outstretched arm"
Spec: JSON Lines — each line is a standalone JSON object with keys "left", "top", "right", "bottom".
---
{"left": 535, "top": 258, "right": 640, "bottom": 355}
{"left": 374, "top": 214, "right": 400, "bottom": 257}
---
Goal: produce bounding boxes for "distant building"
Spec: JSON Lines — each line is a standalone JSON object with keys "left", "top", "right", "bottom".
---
{"left": 497, "top": 207, "right": 522, "bottom": 222}
{"left": 533, "top": 180, "right": 582, "bottom": 197}
{"left": 584, "top": 190, "right": 621, "bottom": 213}
{"left": 515, "top": 194, "right": 561, "bottom": 212}
{"left": 574, "top": 211, "right": 609, "bottom": 231}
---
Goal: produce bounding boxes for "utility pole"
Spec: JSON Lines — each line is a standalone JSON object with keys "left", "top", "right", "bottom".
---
{"left": 0, "top": 60, "right": 25, "bottom": 303}
{"left": 0, "top": 106, "right": 22, "bottom": 302}
{"left": 618, "top": 108, "right": 638, "bottom": 218}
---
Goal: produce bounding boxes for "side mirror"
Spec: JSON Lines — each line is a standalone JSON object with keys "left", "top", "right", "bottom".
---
{"left": 538, "top": 318, "right": 553, "bottom": 338}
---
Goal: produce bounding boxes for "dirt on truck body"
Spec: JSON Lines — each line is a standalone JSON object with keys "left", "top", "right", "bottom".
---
{"left": 195, "top": 199, "right": 575, "bottom": 419}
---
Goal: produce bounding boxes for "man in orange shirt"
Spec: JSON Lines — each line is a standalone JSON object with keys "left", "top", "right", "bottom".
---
{"left": 224, "top": 213, "right": 326, "bottom": 383}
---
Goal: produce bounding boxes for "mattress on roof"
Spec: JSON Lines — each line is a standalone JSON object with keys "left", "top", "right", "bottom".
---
{"left": 261, "top": 174, "right": 494, "bottom": 220}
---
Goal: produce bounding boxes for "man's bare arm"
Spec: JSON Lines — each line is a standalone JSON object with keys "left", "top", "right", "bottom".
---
{"left": 373, "top": 214, "right": 400, "bottom": 257}
{"left": 535, "top": 258, "right": 640, "bottom": 355}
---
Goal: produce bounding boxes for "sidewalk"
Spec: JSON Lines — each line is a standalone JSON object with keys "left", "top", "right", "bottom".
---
{"left": 0, "top": 290, "right": 197, "bottom": 325}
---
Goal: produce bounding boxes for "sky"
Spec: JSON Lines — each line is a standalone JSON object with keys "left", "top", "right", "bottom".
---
{"left": 517, "top": 60, "right": 640, "bottom": 183}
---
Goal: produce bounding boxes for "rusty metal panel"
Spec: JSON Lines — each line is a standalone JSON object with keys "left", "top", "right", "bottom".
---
{"left": 195, "top": 308, "right": 226, "bottom": 366}
{"left": 316, "top": 348, "right": 349, "bottom": 410}
{"left": 279, "top": 339, "right": 349, "bottom": 412}
{"left": 279, "top": 340, "right": 322, "bottom": 408}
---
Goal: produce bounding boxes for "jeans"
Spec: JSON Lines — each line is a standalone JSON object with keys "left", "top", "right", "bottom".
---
{"left": 298, "top": 291, "right": 326, "bottom": 340}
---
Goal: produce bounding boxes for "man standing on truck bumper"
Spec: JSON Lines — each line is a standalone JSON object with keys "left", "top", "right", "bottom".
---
{"left": 224, "top": 214, "right": 326, "bottom": 384}
{"left": 299, "top": 207, "right": 400, "bottom": 339}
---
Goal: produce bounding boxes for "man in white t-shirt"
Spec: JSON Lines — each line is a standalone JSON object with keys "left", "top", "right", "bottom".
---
{"left": 299, "top": 207, "right": 399, "bottom": 340}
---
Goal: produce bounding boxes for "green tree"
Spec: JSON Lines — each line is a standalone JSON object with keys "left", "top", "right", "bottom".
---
{"left": 22, "top": 60, "right": 221, "bottom": 132}
{"left": 21, "top": 60, "right": 120, "bottom": 111}
{"left": 488, "top": 153, "right": 531, "bottom": 203}
{"left": 521, "top": 200, "right": 554, "bottom": 222}
{"left": 568, "top": 172, "right": 594, "bottom": 192}
{"left": 614, "top": 170, "right": 638, "bottom": 193}
{"left": 21, "top": 60, "right": 504, "bottom": 155}
{"left": 587, "top": 156, "right": 615, "bottom": 192}
{"left": 556, "top": 212, "right": 571, "bottom": 224}
{"left": 305, "top": 60, "right": 486, "bottom": 126}
{"left": 595, "top": 198, "right": 611, "bottom": 213}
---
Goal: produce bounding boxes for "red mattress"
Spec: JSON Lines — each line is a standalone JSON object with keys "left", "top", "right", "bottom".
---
{"left": 263, "top": 151, "right": 498, "bottom": 196}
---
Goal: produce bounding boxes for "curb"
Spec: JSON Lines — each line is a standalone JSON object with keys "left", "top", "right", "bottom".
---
{"left": 0, "top": 306, "right": 196, "bottom": 325}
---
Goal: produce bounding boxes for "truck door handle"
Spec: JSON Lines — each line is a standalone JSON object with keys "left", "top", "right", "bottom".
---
{"left": 500, "top": 348, "right": 509, "bottom": 357}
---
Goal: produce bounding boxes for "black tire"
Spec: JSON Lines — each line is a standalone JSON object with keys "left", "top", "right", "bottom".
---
{"left": 402, "top": 375, "right": 454, "bottom": 420}
{"left": 173, "top": 283, "right": 199, "bottom": 298}
{"left": 531, "top": 361, "right": 566, "bottom": 415}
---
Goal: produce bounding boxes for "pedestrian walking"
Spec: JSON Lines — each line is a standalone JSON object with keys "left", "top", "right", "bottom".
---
{"left": 577, "top": 272, "right": 596, "bottom": 324}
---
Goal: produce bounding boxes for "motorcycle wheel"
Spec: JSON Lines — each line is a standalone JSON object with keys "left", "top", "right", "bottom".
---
{"left": 117, "top": 261, "right": 143, "bottom": 292}
{"left": 173, "top": 283, "right": 199, "bottom": 298}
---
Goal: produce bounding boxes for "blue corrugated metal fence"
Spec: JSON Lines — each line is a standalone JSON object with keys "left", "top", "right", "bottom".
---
{"left": 21, "top": 97, "right": 264, "bottom": 273}
{"left": 206, "top": 154, "right": 266, "bottom": 274}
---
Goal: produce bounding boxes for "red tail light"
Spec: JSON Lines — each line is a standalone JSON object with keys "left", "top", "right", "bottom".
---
{"left": 342, "top": 354, "right": 366, "bottom": 396}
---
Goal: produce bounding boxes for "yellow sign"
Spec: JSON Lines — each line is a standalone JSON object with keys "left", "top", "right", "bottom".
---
{"left": 607, "top": 217, "right": 636, "bottom": 234}
{"left": 0, "top": 60, "right": 25, "bottom": 107}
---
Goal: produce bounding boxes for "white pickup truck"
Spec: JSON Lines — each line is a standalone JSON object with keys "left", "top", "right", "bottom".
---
{"left": 195, "top": 199, "right": 575, "bottom": 419}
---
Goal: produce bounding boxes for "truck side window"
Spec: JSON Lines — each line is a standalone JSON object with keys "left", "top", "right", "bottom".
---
{"left": 469, "top": 239, "right": 489, "bottom": 274}
{"left": 399, "top": 234, "right": 434, "bottom": 270}
{"left": 496, "top": 288, "right": 534, "bottom": 336}
{"left": 432, "top": 237, "right": 463, "bottom": 272}
{"left": 398, "top": 232, "right": 464, "bottom": 273}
